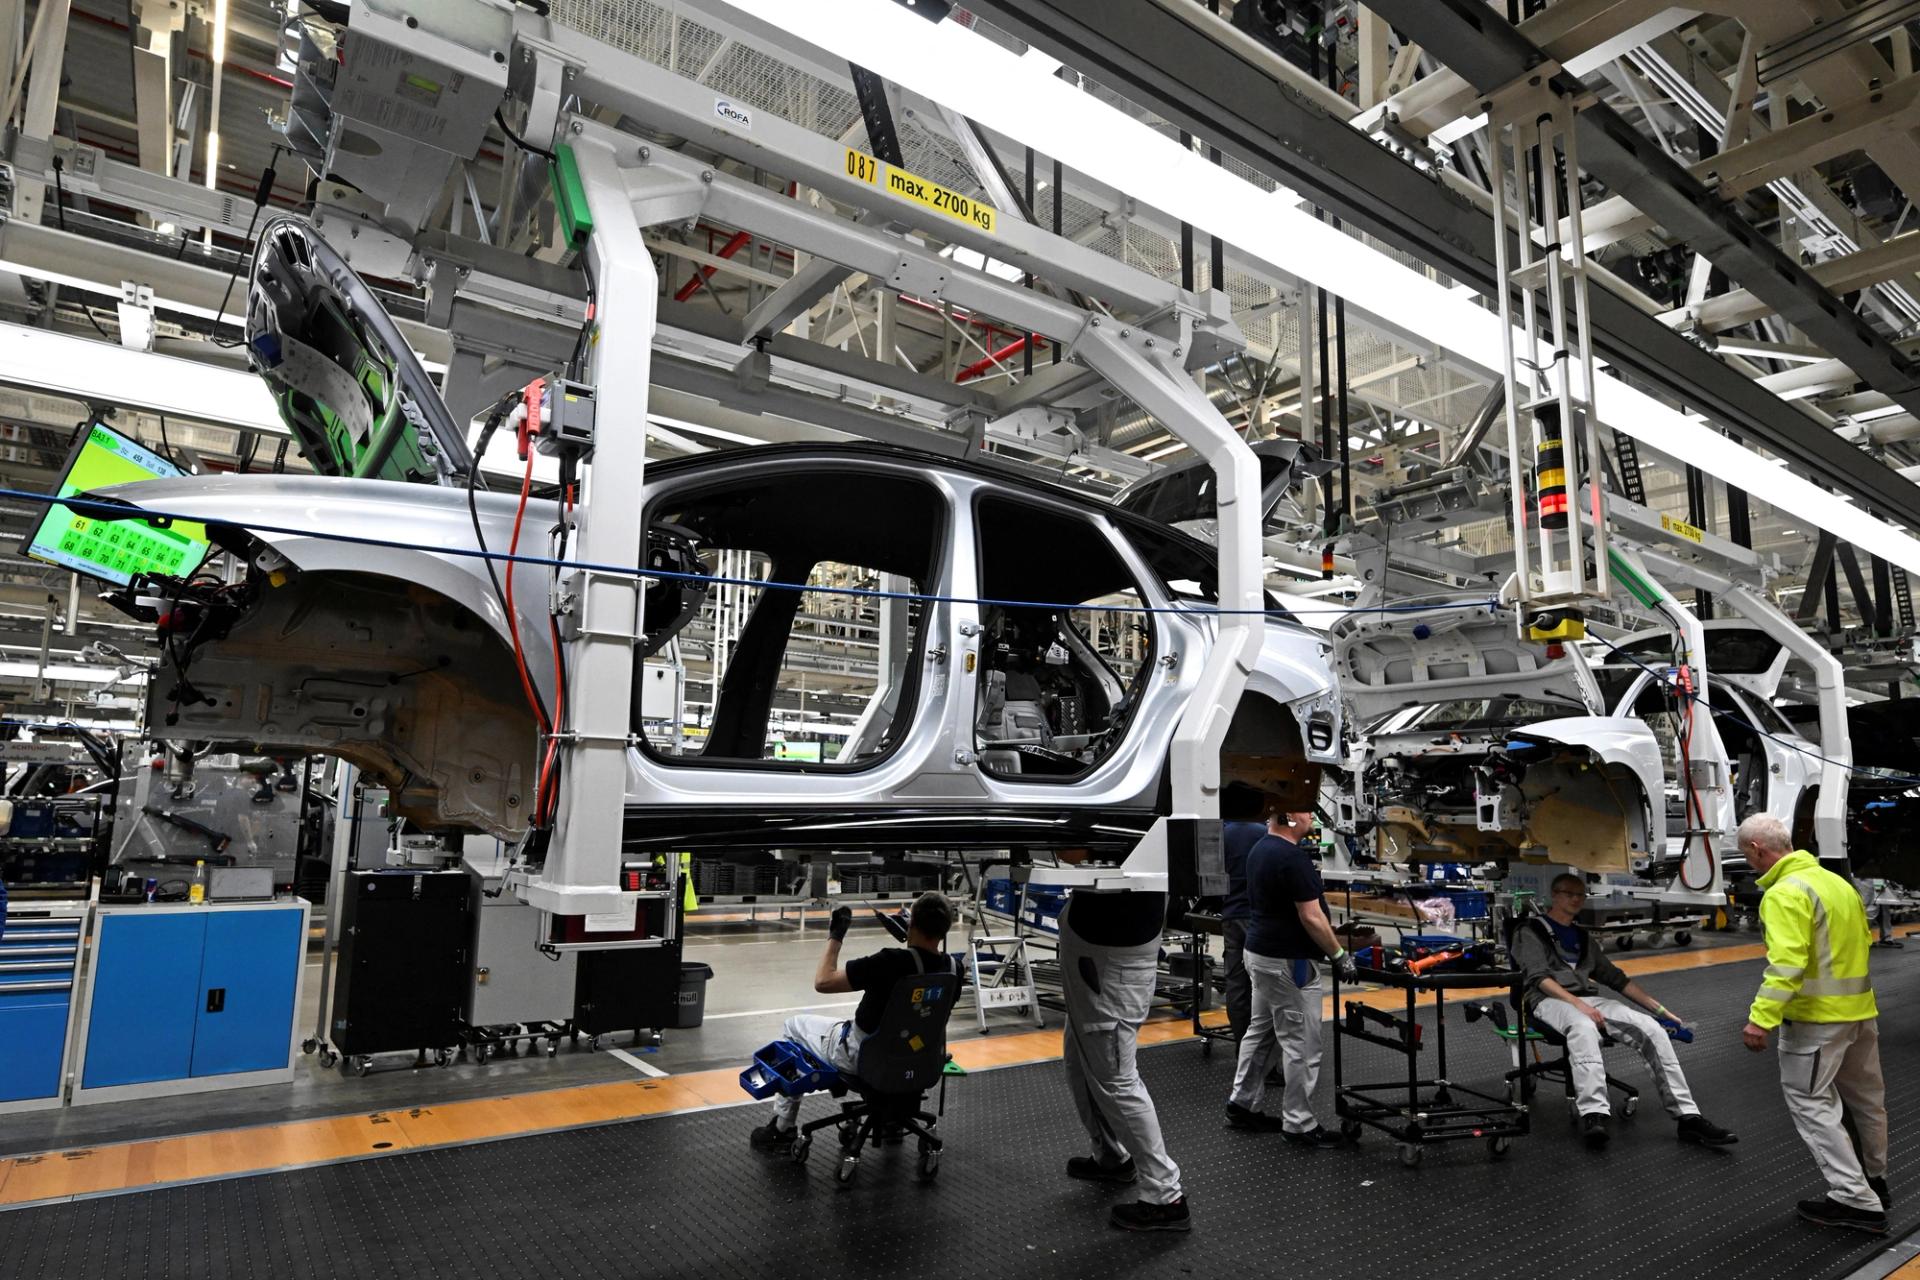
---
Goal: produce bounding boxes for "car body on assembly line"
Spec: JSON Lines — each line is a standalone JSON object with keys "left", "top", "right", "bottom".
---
{"left": 98, "top": 444, "right": 1343, "bottom": 858}
{"left": 1332, "top": 602, "right": 1668, "bottom": 876}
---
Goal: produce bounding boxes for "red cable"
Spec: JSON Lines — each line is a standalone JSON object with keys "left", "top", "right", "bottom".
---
{"left": 1675, "top": 690, "right": 1712, "bottom": 891}
{"left": 538, "top": 482, "right": 576, "bottom": 827}
{"left": 504, "top": 439, "right": 550, "bottom": 776}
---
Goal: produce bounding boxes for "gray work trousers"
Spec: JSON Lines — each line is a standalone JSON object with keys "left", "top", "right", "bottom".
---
{"left": 1778, "top": 1018, "right": 1888, "bottom": 1213}
{"left": 1530, "top": 996, "right": 1699, "bottom": 1119}
{"left": 1222, "top": 918, "right": 1252, "bottom": 1042}
{"left": 1228, "top": 951, "right": 1323, "bottom": 1132}
{"left": 1059, "top": 912, "right": 1183, "bottom": 1204}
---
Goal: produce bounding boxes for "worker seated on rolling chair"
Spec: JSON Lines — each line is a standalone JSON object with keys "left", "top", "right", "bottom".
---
{"left": 1513, "top": 874, "right": 1738, "bottom": 1151}
{"left": 751, "top": 891, "right": 960, "bottom": 1151}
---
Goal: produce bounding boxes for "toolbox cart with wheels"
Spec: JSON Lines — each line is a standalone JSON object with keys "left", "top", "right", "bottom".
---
{"left": 1331, "top": 962, "right": 1531, "bottom": 1167}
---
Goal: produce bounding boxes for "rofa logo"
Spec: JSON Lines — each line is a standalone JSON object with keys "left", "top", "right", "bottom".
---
{"left": 714, "top": 98, "right": 753, "bottom": 130}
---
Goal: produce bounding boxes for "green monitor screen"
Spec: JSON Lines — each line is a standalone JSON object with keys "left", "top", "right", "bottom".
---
{"left": 21, "top": 424, "right": 212, "bottom": 586}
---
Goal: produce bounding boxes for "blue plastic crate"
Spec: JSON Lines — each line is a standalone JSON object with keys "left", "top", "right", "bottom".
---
{"left": 984, "top": 878, "right": 1016, "bottom": 914}
{"left": 1434, "top": 887, "right": 1491, "bottom": 920}
{"left": 739, "top": 1040, "right": 840, "bottom": 1100}
{"left": 1401, "top": 932, "right": 1471, "bottom": 952}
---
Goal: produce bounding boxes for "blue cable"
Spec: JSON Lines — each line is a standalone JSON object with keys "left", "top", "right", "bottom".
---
{"left": 12, "top": 483, "right": 1500, "bottom": 622}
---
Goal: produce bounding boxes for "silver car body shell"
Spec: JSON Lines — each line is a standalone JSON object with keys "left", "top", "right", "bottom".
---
{"left": 101, "top": 455, "right": 1342, "bottom": 846}
{"left": 1335, "top": 604, "right": 1665, "bottom": 872}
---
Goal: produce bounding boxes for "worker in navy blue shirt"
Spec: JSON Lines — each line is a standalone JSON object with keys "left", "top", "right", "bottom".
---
{"left": 1225, "top": 809, "right": 1353, "bottom": 1145}
{"left": 1219, "top": 781, "right": 1268, "bottom": 1043}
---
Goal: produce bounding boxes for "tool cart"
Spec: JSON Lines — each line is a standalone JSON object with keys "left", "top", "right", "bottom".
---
{"left": 1331, "top": 961, "right": 1531, "bottom": 1167}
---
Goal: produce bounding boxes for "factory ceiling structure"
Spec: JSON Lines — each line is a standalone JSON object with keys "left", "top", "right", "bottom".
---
{"left": 0, "top": 0, "right": 1916, "bottom": 709}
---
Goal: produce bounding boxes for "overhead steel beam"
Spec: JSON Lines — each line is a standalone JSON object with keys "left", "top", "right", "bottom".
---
{"left": 649, "top": 350, "right": 972, "bottom": 456}
{"left": 1676, "top": 232, "right": 1920, "bottom": 334}
{"left": 963, "top": 0, "right": 1920, "bottom": 529}
{"left": 1366, "top": 0, "right": 1920, "bottom": 460}
{"left": 1578, "top": 70, "right": 1920, "bottom": 247}
{"left": 1758, "top": 0, "right": 1920, "bottom": 86}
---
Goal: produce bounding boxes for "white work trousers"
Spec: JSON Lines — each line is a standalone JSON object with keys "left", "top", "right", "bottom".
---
{"left": 1778, "top": 1018, "right": 1888, "bottom": 1213}
{"left": 1059, "top": 913, "right": 1183, "bottom": 1205}
{"left": 1228, "top": 952, "right": 1323, "bottom": 1133}
{"left": 768, "top": 1012, "right": 864, "bottom": 1131}
{"left": 1530, "top": 996, "right": 1699, "bottom": 1119}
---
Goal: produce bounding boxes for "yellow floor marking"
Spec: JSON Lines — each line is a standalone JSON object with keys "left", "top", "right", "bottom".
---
{"left": 5, "top": 922, "right": 1911, "bottom": 1206}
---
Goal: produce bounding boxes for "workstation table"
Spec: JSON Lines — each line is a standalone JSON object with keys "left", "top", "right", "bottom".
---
{"left": 1331, "top": 962, "right": 1530, "bottom": 1167}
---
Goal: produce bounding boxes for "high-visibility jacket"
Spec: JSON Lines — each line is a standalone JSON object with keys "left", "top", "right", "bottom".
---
{"left": 1749, "top": 850, "right": 1877, "bottom": 1029}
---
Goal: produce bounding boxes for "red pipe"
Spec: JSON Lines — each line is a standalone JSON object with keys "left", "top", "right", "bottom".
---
{"left": 673, "top": 230, "right": 752, "bottom": 302}
{"left": 955, "top": 335, "right": 1045, "bottom": 382}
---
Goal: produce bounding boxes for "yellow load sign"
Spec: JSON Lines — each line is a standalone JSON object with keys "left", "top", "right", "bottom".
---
{"left": 1659, "top": 513, "right": 1705, "bottom": 544}
{"left": 844, "top": 147, "right": 996, "bottom": 234}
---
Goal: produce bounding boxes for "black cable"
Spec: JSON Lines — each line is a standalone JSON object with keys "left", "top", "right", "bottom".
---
{"left": 212, "top": 147, "right": 284, "bottom": 349}
{"left": 495, "top": 107, "right": 557, "bottom": 162}
{"left": 466, "top": 404, "right": 515, "bottom": 647}
{"left": 49, "top": 158, "right": 117, "bottom": 341}
{"left": 157, "top": 412, "right": 180, "bottom": 468}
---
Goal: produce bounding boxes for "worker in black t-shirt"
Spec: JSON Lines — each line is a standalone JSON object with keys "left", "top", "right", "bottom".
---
{"left": 1225, "top": 810, "right": 1355, "bottom": 1147}
{"left": 1059, "top": 883, "right": 1190, "bottom": 1233}
{"left": 752, "top": 891, "right": 958, "bottom": 1151}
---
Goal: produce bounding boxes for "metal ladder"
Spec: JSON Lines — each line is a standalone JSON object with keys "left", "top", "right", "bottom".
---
{"left": 1895, "top": 566, "right": 1916, "bottom": 631}
{"left": 1486, "top": 70, "right": 1611, "bottom": 614}
{"left": 965, "top": 931, "right": 1044, "bottom": 1033}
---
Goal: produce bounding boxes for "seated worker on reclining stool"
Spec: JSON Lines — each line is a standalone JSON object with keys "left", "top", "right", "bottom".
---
{"left": 1513, "top": 874, "right": 1738, "bottom": 1151}
{"left": 751, "top": 891, "right": 960, "bottom": 1151}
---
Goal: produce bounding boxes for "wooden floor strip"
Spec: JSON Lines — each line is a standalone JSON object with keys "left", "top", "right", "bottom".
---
{"left": 2, "top": 923, "right": 1906, "bottom": 1208}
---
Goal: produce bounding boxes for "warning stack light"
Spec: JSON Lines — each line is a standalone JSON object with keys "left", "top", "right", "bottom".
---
{"left": 1534, "top": 403, "right": 1568, "bottom": 530}
{"left": 1321, "top": 545, "right": 1335, "bottom": 579}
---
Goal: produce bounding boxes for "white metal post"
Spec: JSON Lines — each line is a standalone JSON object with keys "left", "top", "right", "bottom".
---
{"left": 514, "top": 134, "right": 655, "bottom": 918}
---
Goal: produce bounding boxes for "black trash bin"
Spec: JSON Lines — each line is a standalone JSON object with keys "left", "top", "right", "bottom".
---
{"left": 674, "top": 961, "right": 715, "bottom": 1028}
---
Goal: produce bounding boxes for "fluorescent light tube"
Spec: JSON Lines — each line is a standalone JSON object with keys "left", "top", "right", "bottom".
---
{"left": 718, "top": 0, "right": 1920, "bottom": 575}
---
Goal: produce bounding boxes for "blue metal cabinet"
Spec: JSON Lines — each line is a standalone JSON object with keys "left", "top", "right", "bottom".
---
{"left": 82, "top": 913, "right": 206, "bottom": 1089}
{"left": 78, "top": 902, "right": 307, "bottom": 1098}
{"left": 192, "top": 909, "right": 302, "bottom": 1076}
{"left": 0, "top": 910, "right": 83, "bottom": 1106}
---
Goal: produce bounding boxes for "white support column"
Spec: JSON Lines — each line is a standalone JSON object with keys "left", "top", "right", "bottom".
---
{"left": 514, "top": 135, "right": 691, "bottom": 917}
{"left": 1721, "top": 581, "right": 1852, "bottom": 865}
{"left": 1075, "top": 319, "right": 1262, "bottom": 839}
{"left": 1358, "top": 9, "right": 1392, "bottom": 110}
{"left": 13, "top": 0, "right": 70, "bottom": 226}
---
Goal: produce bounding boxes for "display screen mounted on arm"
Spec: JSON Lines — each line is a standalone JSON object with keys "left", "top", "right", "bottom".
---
{"left": 21, "top": 424, "right": 211, "bottom": 586}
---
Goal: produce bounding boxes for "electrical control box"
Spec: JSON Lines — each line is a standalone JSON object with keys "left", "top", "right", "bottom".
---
{"left": 538, "top": 380, "right": 597, "bottom": 458}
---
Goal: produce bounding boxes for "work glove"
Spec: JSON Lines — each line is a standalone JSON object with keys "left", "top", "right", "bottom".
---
{"left": 1331, "top": 948, "right": 1359, "bottom": 984}
{"left": 829, "top": 905, "right": 853, "bottom": 941}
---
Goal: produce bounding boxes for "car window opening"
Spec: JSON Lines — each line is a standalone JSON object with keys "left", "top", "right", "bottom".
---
{"left": 638, "top": 468, "right": 941, "bottom": 770}
{"left": 974, "top": 496, "right": 1154, "bottom": 781}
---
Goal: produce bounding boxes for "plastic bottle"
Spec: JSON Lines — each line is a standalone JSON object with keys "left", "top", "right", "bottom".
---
{"left": 189, "top": 860, "right": 207, "bottom": 904}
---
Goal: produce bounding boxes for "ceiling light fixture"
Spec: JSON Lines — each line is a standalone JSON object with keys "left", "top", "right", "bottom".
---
{"left": 718, "top": 0, "right": 1920, "bottom": 575}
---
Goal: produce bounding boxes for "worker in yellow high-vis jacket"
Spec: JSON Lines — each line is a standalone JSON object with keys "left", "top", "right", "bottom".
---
{"left": 1737, "top": 815, "right": 1888, "bottom": 1235}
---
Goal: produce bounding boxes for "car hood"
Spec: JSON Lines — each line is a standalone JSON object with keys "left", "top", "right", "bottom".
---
{"left": 1336, "top": 603, "right": 1595, "bottom": 724}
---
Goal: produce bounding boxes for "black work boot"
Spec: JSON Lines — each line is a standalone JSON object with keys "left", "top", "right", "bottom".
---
{"left": 1066, "top": 1155, "right": 1137, "bottom": 1185}
{"left": 1797, "top": 1196, "right": 1888, "bottom": 1234}
{"left": 1110, "top": 1196, "right": 1192, "bottom": 1233}
{"left": 1677, "top": 1114, "right": 1738, "bottom": 1146}
{"left": 1582, "top": 1113, "right": 1611, "bottom": 1150}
